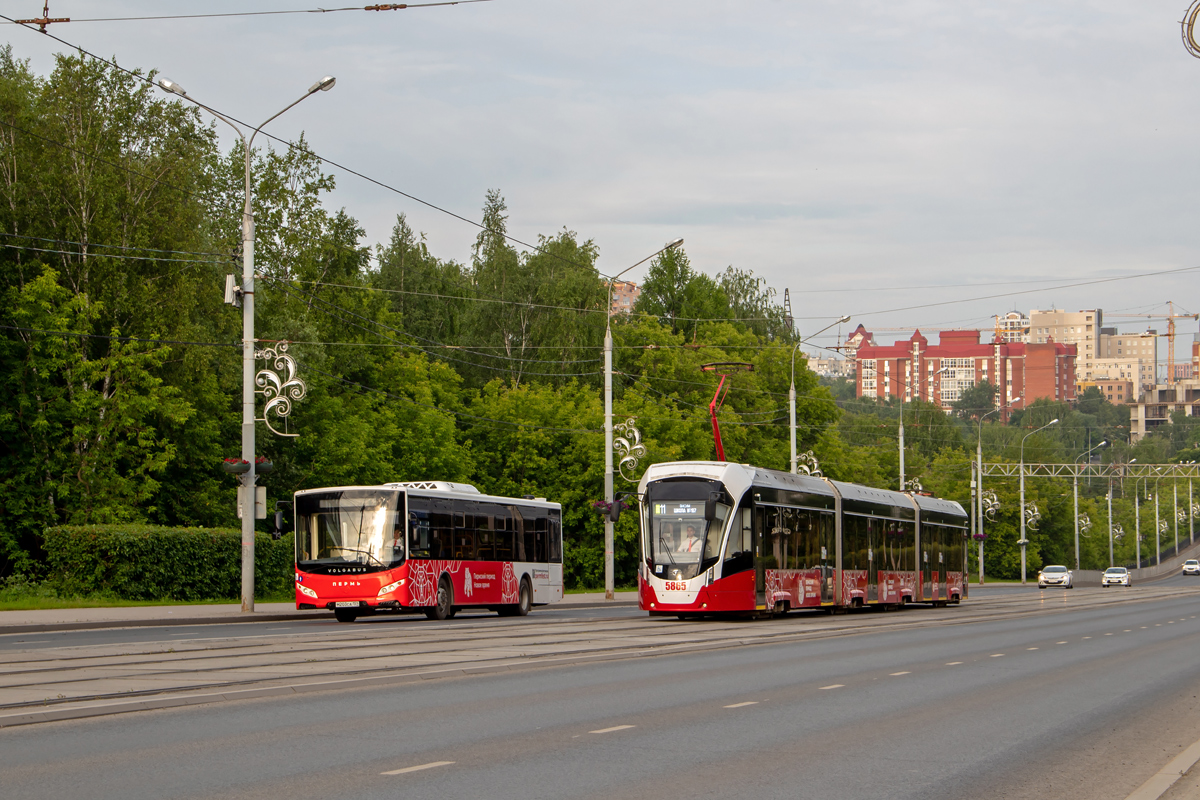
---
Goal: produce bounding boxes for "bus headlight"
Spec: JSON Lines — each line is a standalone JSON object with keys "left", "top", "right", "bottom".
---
{"left": 378, "top": 579, "right": 405, "bottom": 597}
{"left": 297, "top": 583, "right": 318, "bottom": 599}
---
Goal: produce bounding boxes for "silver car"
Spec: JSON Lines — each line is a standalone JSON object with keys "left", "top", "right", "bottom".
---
{"left": 1183, "top": 560, "right": 1200, "bottom": 576}
{"left": 1037, "top": 565, "right": 1073, "bottom": 588}
{"left": 1102, "top": 567, "right": 1131, "bottom": 587}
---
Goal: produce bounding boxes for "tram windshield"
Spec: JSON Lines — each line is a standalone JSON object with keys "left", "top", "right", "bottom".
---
{"left": 296, "top": 490, "right": 404, "bottom": 572}
{"left": 645, "top": 481, "right": 731, "bottom": 581}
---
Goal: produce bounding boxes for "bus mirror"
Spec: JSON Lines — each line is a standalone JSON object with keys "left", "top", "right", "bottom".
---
{"left": 704, "top": 493, "right": 718, "bottom": 521}
{"left": 272, "top": 501, "right": 292, "bottom": 541}
{"left": 608, "top": 500, "right": 622, "bottom": 523}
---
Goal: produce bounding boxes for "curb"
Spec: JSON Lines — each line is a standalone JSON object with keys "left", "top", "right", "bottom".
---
{"left": 0, "top": 601, "right": 639, "bottom": 635}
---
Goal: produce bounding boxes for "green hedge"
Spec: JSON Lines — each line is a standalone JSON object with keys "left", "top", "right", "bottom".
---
{"left": 42, "top": 525, "right": 294, "bottom": 601}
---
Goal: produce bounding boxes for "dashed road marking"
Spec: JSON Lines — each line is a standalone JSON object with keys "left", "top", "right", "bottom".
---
{"left": 946, "top": 661, "right": 963, "bottom": 665}
{"left": 1105, "top": 633, "right": 1113, "bottom": 636}
{"left": 1124, "top": 630, "right": 1132, "bottom": 632}
{"left": 890, "top": 671, "right": 911, "bottom": 676}
{"left": 381, "top": 761, "right": 455, "bottom": 776}
{"left": 590, "top": 725, "right": 635, "bottom": 734}
{"left": 820, "top": 684, "right": 845, "bottom": 690}
{"left": 1083, "top": 636, "right": 1092, "bottom": 639}
{"left": 1027, "top": 647, "right": 1039, "bottom": 650}
{"left": 990, "top": 654, "right": 1004, "bottom": 657}
{"left": 724, "top": 701, "right": 759, "bottom": 708}
{"left": 1057, "top": 641, "right": 1068, "bottom": 644}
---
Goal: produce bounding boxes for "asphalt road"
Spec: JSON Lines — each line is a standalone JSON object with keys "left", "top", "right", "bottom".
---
{"left": 4, "top": 588, "right": 1200, "bottom": 799}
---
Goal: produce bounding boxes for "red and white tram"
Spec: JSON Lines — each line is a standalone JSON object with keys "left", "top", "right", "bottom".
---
{"left": 637, "top": 462, "right": 967, "bottom": 616}
{"left": 294, "top": 482, "right": 563, "bottom": 622}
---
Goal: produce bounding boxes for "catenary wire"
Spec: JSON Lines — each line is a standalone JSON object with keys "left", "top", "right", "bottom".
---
{"left": 6, "top": 1, "right": 494, "bottom": 25}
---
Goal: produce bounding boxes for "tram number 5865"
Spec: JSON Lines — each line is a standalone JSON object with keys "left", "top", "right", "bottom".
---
{"left": 664, "top": 581, "right": 689, "bottom": 591}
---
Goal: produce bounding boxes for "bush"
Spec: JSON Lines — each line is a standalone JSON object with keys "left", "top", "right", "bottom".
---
{"left": 41, "top": 525, "right": 294, "bottom": 601}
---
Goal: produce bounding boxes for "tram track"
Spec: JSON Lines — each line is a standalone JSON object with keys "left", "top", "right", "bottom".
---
{"left": 0, "top": 587, "right": 1193, "bottom": 718}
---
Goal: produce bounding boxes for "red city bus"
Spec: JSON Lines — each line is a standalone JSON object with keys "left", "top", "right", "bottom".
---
{"left": 294, "top": 482, "right": 563, "bottom": 622}
{"left": 636, "top": 462, "right": 967, "bottom": 617}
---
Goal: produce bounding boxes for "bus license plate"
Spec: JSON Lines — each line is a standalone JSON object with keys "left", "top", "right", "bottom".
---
{"left": 335, "top": 601, "right": 359, "bottom": 608}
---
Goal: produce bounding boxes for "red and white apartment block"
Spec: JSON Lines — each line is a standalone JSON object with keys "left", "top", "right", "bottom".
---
{"left": 855, "top": 330, "right": 1077, "bottom": 412}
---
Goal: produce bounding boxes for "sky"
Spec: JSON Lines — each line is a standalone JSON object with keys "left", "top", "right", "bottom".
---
{"left": 4, "top": 0, "right": 1200, "bottom": 360}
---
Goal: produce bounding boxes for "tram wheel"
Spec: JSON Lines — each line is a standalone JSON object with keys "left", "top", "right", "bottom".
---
{"left": 334, "top": 608, "right": 358, "bottom": 623}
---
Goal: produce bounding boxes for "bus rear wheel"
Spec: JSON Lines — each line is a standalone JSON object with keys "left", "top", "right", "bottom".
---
{"left": 499, "top": 577, "right": 532, "bottom": 617}
{"left": 425, "top": 577, "right": 454, "bottom": 620}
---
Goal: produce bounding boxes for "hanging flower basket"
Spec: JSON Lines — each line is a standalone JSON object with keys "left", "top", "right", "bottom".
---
{"left": 972, "top": 532, "right": 988, "bottom": 541}
{"left": 255, "top": 457, "right": 274, "bottom": 475}
{"left": 222, "top": 458, "right": 251, "bottom": 475}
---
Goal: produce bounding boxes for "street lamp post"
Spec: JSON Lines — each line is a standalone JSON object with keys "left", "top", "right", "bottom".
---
{"left": 1020, "top": 418, "right": 1059, "bottom": 584}
{"left": 975, "top": 397, "right": 1019, "bottom": 586}
{"left": 1073, "top": 440, "right": 1106, "bottom": 571}
{"left": 604, "top": 238, "right": 683, "bottom": 600}
{"left": 790, "top": 315, "right": 850, "bottom": 473}
{"left": 157, "top": 75, "right": 336, "bottom": 613}
{"left": 899, "top": 366, "right": 949, "bottom": 491}
{"left": 1153, "top": 469, "right": 1165, "bottom": 566}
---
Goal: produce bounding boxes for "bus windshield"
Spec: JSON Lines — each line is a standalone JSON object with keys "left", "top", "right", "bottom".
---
{"left": 296, "top": 490, "right": 404, "bottom": 570}
{"left": 646, "top": 482, "right": 730, "bottom": 581}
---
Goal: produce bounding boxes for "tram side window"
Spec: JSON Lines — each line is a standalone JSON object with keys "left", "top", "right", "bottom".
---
{"left": 765, "top": 507, "right": 793, "bottom": 569}
{"left": 843, "top": 515, "right": 868, "bottom": 571}
{"left": 787, "top": 508, "right": 823, "bottom": 570}
{"left": 722, "top": 504, "right": 754, "bottom": 576}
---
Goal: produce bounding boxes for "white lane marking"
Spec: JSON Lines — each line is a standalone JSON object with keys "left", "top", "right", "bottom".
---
{"left": 1141, "top": 626, "right": 1148, "bottom": 629}
{"left": 1083, "top": 636, "right": 1092, "bottom": 639}
{"left": 1105, "top": 633, "right": 1114, "bottom": 636}
{"left": 1168, "top": 621, "right": 1175, "bottom": 624}
{"left": 946, "top": 661, "right": 963, "bottom": 665}
{"left": 1156, "top": 624, "right": 1162, "bottom": 627}
{"left": 724, "top": 701, "right": 759, "bottom": 708}
{"left": 381, "top": 761, "right": 454, "bottom": 776}
{"left": 1124, "top": 630, "right": 1132, "bottom": 632}
{"left": 819, "top": 684, "right": 845, "bottom": 690}
{"left": 890, "top": 671, "right": 911, "bottom": 676}
{"left": 1027, "top": 647, "right": 1039, "bottom": 650}
{"left": 1057, "top": 641, "right": 1068, "bottom": 644}
{"left": 590, "top": 725, "right": 635, "bottom": 734}
{"left": 990, "top": 654, "right": 1004, "bottom": 657}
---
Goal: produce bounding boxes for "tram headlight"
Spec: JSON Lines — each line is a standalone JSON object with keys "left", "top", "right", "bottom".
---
{"left": 297, "top": 583, "right": 318, "bottom": 599}
{"left": 378, "top": 579, "right": 405, "bottom": 597}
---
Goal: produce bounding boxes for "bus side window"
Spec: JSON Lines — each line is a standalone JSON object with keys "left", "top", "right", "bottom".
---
{"left": 548, "top": 512, "right": 562, "bottom": 564}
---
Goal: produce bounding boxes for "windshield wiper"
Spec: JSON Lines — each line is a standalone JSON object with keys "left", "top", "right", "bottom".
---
{"left": 658, "top": 535, "right": 677, "bottom": 566}
{"left": 336, "top": 547, "right": 387, "bottom": 567}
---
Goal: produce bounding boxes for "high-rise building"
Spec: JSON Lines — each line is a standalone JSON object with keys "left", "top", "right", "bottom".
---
{"left": 994, "top": 311, "right": 1029, "bottom": 343}
{"left": 855, "top": 329, "right": 1077, "bottom": 411}
{"left": 1098, "top": 327, "right": 1158, "bottom": 390}
{"left": 1028, "top": 308, "right": 1100, "bottom": 382}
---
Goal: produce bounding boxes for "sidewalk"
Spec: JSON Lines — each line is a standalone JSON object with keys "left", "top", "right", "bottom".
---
{"left": 0, "top": 592, "right": 638, "bottom": 634}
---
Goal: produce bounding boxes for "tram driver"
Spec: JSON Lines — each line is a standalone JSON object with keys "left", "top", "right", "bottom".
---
{"left": 679, "top": 524, "right": 702, "bottom": 554}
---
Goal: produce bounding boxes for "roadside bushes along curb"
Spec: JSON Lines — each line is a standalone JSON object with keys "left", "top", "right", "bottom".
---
{"left": 42, "top": 525, "right": 294, "bottom": 601}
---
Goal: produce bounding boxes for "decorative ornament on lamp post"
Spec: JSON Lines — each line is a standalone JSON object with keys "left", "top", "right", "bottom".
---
{"left": 904, "top": 477, "right": 924, "bottom": 493}
{"left": 1113, "top": 524, "right": 1125, "bottom": 543}
{"left": 612, "top": 418, "right": 646, "bottom": 483}
{"left": 795, "top": 451, "right": 823, "bottom": 478}
{"left": 255, "top": 342, "right": 307, "bottom": 438}
{"left": 1022, "top": 502, "right": 1041, "bottom": 534}
{"left": 1076, "top": 513, "right": 1092, "bottom": 537}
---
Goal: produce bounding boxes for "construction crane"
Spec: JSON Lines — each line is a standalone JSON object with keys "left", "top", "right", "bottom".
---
{"left": 1107, "top": 302, "right": 1199, "bottom": 385}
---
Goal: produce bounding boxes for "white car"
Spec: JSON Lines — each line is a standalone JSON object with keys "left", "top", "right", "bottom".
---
{"left": 1183, "top": 560, "right": 1200, "bottom": 576}
{"left": 1037, "top": 565, "right": 1073, "bottom": 588}
{"left": 1102, "top": 567, "right": 1131, "bottom": 587}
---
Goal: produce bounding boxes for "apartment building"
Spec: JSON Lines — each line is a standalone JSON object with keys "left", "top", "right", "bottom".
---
{"left": 1077, "top": 378, "right": 1135, "bottom": 404}
{"left": 855, "top": 329, "right": 1077, "bottom": 411}
{"left": 994, "top": 311, "right": 1030, "bottom": 343}
{"left": 1028, "top": 308, "right": 1100, "bottom": 382}
{"left": 1129, "top": 338, "right": 1200, "bottom": 441}
{"left": 610, "top": 281, "right": 640, "bottom": 315}
{"left": 1097, "top": 327, "right": 1158, "bottom": 390}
